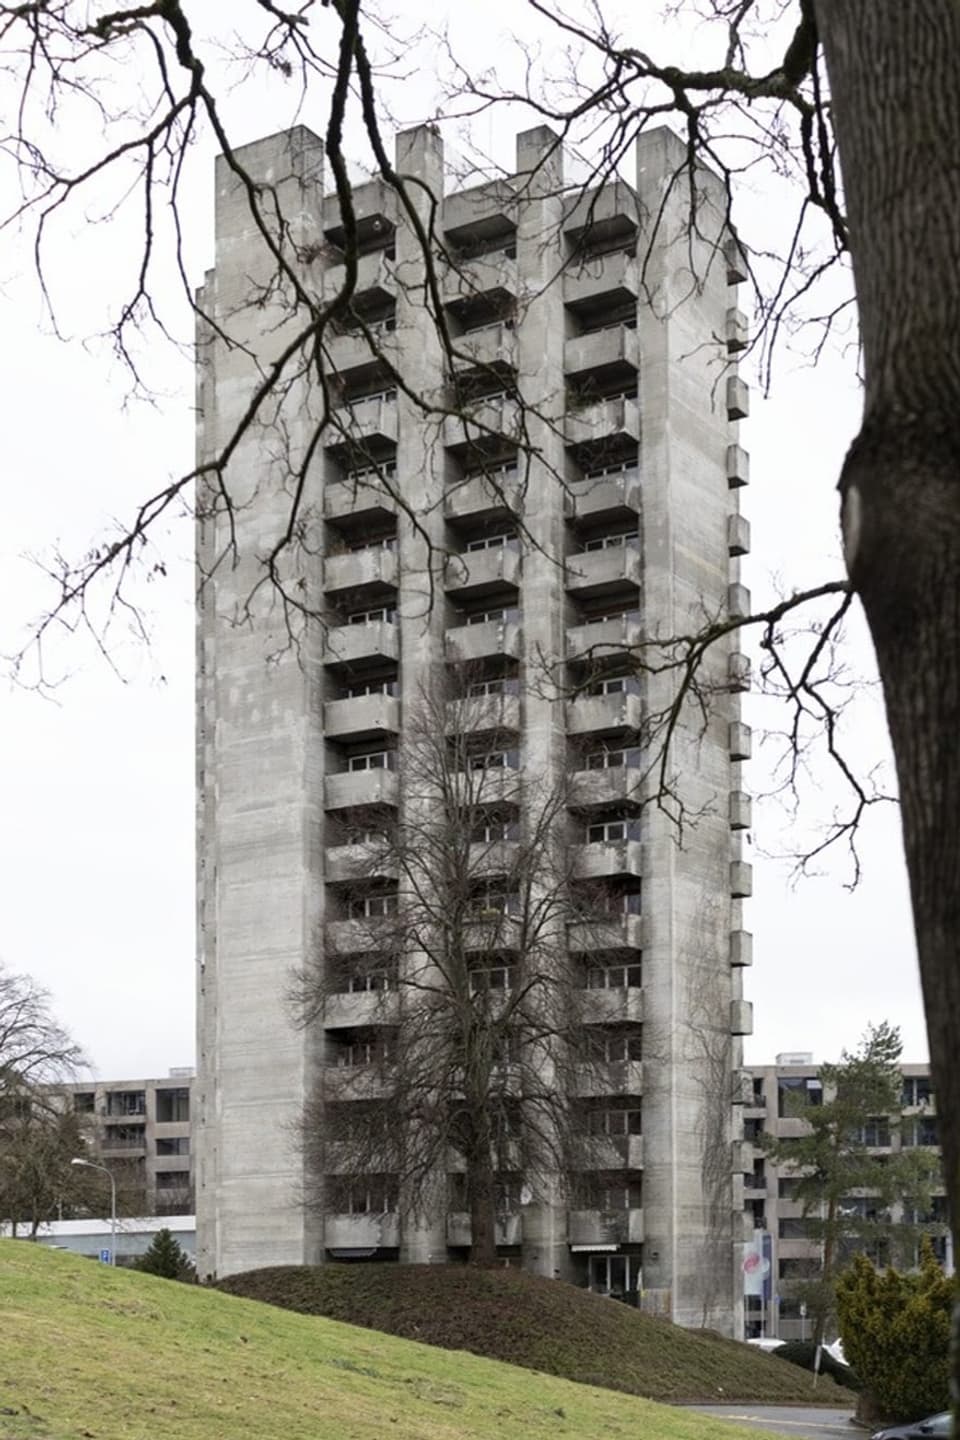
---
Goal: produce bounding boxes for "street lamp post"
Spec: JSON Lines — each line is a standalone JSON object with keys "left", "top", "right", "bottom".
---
{"left": 71, "top": 1157, "right": 117, "bottom": 1266}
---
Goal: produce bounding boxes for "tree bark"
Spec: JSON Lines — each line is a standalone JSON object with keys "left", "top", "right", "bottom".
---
{"left": 465, "top": 1106, "right": 499, "bottom": 1266}
{"left": 816, "top": 0, "right": 960, "bottom": 1396}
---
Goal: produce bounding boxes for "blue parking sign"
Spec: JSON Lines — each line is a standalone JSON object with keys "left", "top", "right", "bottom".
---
{"left": 99, "top": 1248, "right": 111, "bottom": 1264}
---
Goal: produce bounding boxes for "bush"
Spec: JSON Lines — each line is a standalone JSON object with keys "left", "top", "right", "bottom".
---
{"left": 134, "top": 1228, "right": 195, "bottom": 1282}
{"left": 773, "top": 1340, "right": 859, "bottom": 1390}
{"left": 836, "top": 1240, "right": 953, "bottom": 1421}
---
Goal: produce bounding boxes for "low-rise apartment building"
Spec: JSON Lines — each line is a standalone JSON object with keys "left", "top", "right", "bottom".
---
{"left": 742, "top": 1054, "right": 946, "bottom": 1339}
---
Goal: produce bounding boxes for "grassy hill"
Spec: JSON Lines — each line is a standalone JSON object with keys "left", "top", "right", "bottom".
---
{"left": 0, "top": 1242, "right": 791, "bottom": 1440}
{"left": 219, "top": 1262, "right": 847, "bottom": 1405}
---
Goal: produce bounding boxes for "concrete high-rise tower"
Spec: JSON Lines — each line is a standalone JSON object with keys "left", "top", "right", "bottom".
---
{"left": 195, "top": 122, "right": 753, "bottom": 1333}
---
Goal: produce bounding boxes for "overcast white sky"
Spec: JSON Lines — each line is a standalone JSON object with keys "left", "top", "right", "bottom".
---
{"left": 0, "top": 3, "right": 928, "bottom": 1079}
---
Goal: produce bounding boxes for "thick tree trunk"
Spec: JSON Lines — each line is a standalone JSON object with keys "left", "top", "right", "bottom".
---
{"left": 464, "top": 1107, "right": 498, "bottom": 1266}
{"left": 817, "top": 0, "right": 960, "bottom": 1404}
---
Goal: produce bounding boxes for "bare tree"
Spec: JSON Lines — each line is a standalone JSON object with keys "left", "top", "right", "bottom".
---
{"left": 0, "top": 1097, "right": 95, "bottom": 1237}
{"left": 0, "top": 963, "right": 86, "bottom": 1098}
{"left": 295, "top": 680, "right": 634, "bottom": 1265}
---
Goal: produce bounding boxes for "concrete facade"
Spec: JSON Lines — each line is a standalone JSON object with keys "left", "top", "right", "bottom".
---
{"left": 57, "top": 1072, "right": 194, "bottom": 1217}
{"left": 742, "top": 1056, "right": 945, "bottom": 1338}
{"left": 195, "top": 123, "right": 753, "bottom": 1333}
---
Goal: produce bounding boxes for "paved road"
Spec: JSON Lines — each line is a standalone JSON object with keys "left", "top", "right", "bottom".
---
{"left": 685, "top": 1405, "right": 861, "bottom": 1439}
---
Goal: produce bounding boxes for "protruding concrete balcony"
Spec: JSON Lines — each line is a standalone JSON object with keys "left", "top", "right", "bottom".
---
{"left": 323, "top": 990, "right": 398, "bottom": 1030}
{"left": 568, "top": 1207, "right": 644, "bottom": 1246}
{"left": 324, "top": 769, "right": 399, "bottom": 811}
{"left": 566, "top": 690, "right": 642, "bottom": 736}
{"left": 445, "top": 692, "right": 520, "bottom": 736}
{"left": 725, "top": 236, "right": 748, "bottom": 285}
{"left": 324, "top": 841, "right": 397, "bottom": 884}
{"left": 566, "top": 542, "right": 641, "bottom": 596}
{"left": 446, "top": 1212, "right": 521, "bottom": 1248}
{"left": 324, "top": 1213, "right": 400, "bottom": 1248}
{"left": 567, "top": 913, "right": 643, "bottom": 954}
{"left": 731, "top": 1138, "right": 754, "bottom": 1173}
{"left": 729, "top": 791, "right": 752, "bottom": 831}
{"left": 731, "top": 1069, "right": 754, "bottom": 1106}
{"left": 730, "top": 930, "right": 753, "bottom": 967}
{"left": 451, "top": 321, "right": 518, "bottom": 371}
{"left": 573, "top": 840, "right": 643, "bottom": 881}
{"left": 573, "top": 1059, "right": 644, "bottom": 1097}
{"left": 727, "top": 443, "right": 750, "bottom": 489}
{"left": 323, "top": 620, "right": 399, "bottom": 669}
{"left": 450, "top": 766, "right": 522, "bottom": 810}
{"left": 324, "top": 545, "right": 397, "bottom": 596}
{"left": 726, "top": 376, "right": 750, "bottom": 421}
{"left": 326, "top": 918, "right": 391, "bottom": 955}
{"left": 326, "top": 323, "right": 400, "bottom": 381}
{"left": 564, "top": 324, "right": 639, "bottom": 380}
{"left": 726, "top": 308, "right": 749, "bottom": 354}
{"left": 443, "top": 249, "right": 518, "bottom": 302}
{"left": 467, "top": 840, "right": 521, "bottom": 879}
{"left": 568, "top": 765, "right": 643, "bottom": 810}
{"left": 728, "top": 583, "right": 751, "bottom": 620}
{"left": 443, "top": 397, "right": 522, "bottom": 450}
{"left": 322, "top": 1065, "right": 393, "bottom": 1101}
{"left": 565, "top": 251, "right": 638, "bottom": 308}
{"left": 324, "top": 475, "right": 398, "bottom": 521}
{"left": 331, "top": 393, "right": 399, "bottom": 448}
{"left": 565, "top": 397, "right": 640, "bottom": 449}
{"left": 567, "top": 467, "right": 641, "bottom": 521}
{"left": 728, "top": 652, "right": 751, "bottom": 693}
{"left": 445, "top": 544, "right": 521, "bottom": 596}
{"left": 730, "top": 860, "right": 753, "bottom": 899}
{"left": 727, "top": 513, "right": 751, "bottom": 557}
{"left": 567, "top": 614, "right": 642, "bottom": 664}
{"left": 444, "top": 467, "right": 524, "bottom": 522}
{"left": 324, "top": 693, "right": 399, "bottom": 744}
{"left": 580, "top": 1134, "right": 644, "bottom": 1171}
{"left": 730, "top": 999, "right": 754, "bottom": 1035}
{"left": 578, "top": 987, "right": 644, "bottom": 1026}
{"left": 445, "top": 616, "right": 522, "bottom": 664}
{"left": 326, "top": 248, "right": 396, "bottom": 304}
{"left": 729, "top": 721, "right": 752, "bottom": 761}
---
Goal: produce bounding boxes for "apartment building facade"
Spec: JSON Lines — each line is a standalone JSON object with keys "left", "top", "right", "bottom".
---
{"left": 195, "top": 122, "right": 754, "bottom": 1332}
{"left": 59, "top": 1072, "right": 194, "bottom": 1218}
{"left": 742, "top": 1055, "right": 945, "bottom": 1339}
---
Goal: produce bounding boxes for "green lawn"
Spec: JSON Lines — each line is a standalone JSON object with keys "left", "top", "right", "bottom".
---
{"left": 0, "top": 1242, "right": 785, "bottom": 1440}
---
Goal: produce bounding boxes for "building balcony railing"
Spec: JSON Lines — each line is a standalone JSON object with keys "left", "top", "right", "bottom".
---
{"left": 451, "top": 321, "right": 518, "bottom": 372}
{"left": 567, "top": 913, "right": 643, "bottom": 954}
{"left": 572, "top": 1059, "right": 644, "bottom": 1097}
{"left": 324, "top": 693, "right": 400, "bottom": 744}
{"left": 326, "top": 323, "right": 400, "bottom": 382}
{"left": 322, "top": 1066, "right": 393, "bottom": 1102}
{"left": 578, "top": 987, "right": 644, "bottom": 1026}
{"left": 325, "top": 918, "right": 393, "bottom": 956}
{"left": 566, "top": 690, "right": 642, "bottom": 736}
{"left": 466, "top": 839, "right": 521, "bottom": 879}
{"left": 324, "top": 842, "right": 398, "bottom": 885}
{"left": 566, "top": 542, "right": 641, "bottom": 595}
{"left": 564, "top": 251, "right": 638, "bottom": 308}
{"left": 564, "top": 324, "right": 639, "bottom": 381}
{"left": 323, "top": 990, "right": 398, "bottom": 1031}
{"left": 446, "top": 1212, "right": 522, "bottom": 1248}
{"left": 445, "top": 616, "right": 522, "bottom": 664}
{"left": 445, "top": 691, "right": 520, "bottom": 736}
{"left": 442, "top": 397, "right": 523, "bottom": 451}
{"left": 567, "top": 613, "right": 642, "bottom": 663}
{"left": 445, "top": 544, "right": 521, "bottom": 596}
{"left": 323, "top": 474, "right": 398, "bottom": 522}
{"left": 443, "top": 249, "right": 518, "bottom": 303}
{"left": 572, "top": 840, "right": 643, "bottom": 882}
{"left": 450, "top": 765, "right": 522, "bottom": 811}
{"left": 324, "top": 1213, "right": 400, "bottom": 1249}
{"left": 326, "top": 248, "right": 395, "bottom": 303}
{"left": 328, "top": 393, "right": 399, "bottom": 449}
{"left": 324, "top": 769, "right": 399, "bottom": 811}
{"left": 579, "top": 1134, "right": 644, "bottom": 1171}
{"left": 567, "top": 1206, "right": 644, "bottom": 1246}
{"left": 444, "top": 467, "right": 525, "bottom": 524}
{"left": 567, "top": 467, "right": 641, "bottom": 521}
{"left": 565, "top": 397, "right": 640, "bottom": 449}
{"left": 568, "top": 766, "right": 643, "bottom": 810}
{"left": 323, "top": 620, "right": 399, "bottom": 669}
{"left": 324, "top": 545, "right": 398, "bottom": 596}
